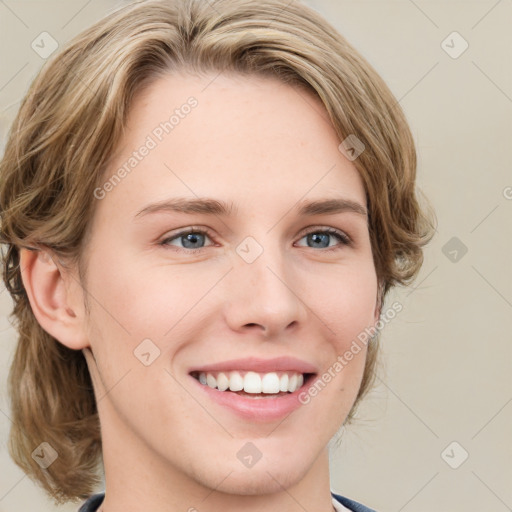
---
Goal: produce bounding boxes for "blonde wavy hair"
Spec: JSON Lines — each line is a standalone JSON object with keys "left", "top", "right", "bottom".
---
{"left": 0, "top": 0, "right": 435, "bottom": 504}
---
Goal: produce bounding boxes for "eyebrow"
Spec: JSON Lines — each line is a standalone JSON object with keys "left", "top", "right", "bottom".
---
{"left": 134, "top": 196, "right": 368, "bottom": 219}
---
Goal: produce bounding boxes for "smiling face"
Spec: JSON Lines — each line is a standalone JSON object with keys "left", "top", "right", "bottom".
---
{"left": 76, "top": 71, "right": 380, "bottom": 501}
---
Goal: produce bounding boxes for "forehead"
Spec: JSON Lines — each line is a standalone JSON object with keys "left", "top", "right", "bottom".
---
{"left": 95, "top": 71, "right": 366, "bottom": 219}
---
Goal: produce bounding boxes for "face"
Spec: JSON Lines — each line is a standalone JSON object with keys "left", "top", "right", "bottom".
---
{"left": 76, "top": 71, "right": 379, "bottom": 495}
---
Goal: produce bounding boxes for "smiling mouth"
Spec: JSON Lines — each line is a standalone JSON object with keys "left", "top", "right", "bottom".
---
{"left": 190, "top": 370, "right": 315, "bottom": 396}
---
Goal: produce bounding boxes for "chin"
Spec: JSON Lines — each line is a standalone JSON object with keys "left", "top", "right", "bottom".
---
{"left": 212, "top": 463, "right": 307, "bottom": 496}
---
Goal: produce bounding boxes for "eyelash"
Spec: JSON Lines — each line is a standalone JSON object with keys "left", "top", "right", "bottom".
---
{"left": 159, "top": 226, "right": 351, "bottom": 254}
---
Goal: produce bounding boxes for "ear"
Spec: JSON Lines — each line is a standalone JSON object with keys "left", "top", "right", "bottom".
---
{"left": 19, "top": 246, "right": 89, "bottom": 350}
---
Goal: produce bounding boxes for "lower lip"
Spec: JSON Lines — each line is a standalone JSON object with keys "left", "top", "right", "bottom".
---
{"left": 189, "top": 374, "right": 313, "bottom": 422}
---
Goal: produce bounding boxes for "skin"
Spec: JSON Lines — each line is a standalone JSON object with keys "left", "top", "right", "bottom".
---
{"left": 20, "top": 71, "right": 380, "bottom": 512}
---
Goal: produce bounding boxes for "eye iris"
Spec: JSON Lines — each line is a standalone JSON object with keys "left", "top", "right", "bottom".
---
{"left": 182, "top": 233, "right": 204, "bottom": 249}
{"left": 309, "top": 233, "right": 329, "bottom": 248}
{"left": 169, "top": 230, "right": 342, "bottom": 251}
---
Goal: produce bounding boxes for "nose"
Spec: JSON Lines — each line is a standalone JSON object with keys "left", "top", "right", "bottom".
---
{"left": 222, "top": 244, "right": 308, "bottom": 338}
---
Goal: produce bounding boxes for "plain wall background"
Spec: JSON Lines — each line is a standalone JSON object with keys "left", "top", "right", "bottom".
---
{"left": 0, "top": 1, "right": 510, "bottom": 511}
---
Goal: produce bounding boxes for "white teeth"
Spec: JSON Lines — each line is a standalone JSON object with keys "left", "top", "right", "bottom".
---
{"left": 228, "top": 371, "right": 244, "bottom": 391}
{"left": 279, "top": 373, "right": 289, "bottom": 392}
{"left": 216, "top": 372, "right": 229, "bottom": 391}
{"left": 288, "top": 373, "right": 297, "bottom": 392}
{"left": 261, "top": 372, "right": 280, "bottom": 393}
{"left": 196, "top": 370, "right": 306, "bottom": 394}
{"left": 244, "top": 371, "right": 262, "bottom": 393}
{"left": 206, "top": 373, "right": 217, "bottom": 388}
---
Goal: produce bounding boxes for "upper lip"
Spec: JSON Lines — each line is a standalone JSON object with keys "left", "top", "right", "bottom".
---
{"left": 189, "top": 356, "right": 318, "bottom": 374}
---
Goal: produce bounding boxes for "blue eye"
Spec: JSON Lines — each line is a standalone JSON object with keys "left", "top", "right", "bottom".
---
{"left": 159, "top": 227, "right": 351, "bottom": 253}
{"left": 296, "top": 228, "right": 351, "bottom": 251}
{"left": 160, "top": 229, "right": 213, "bottom": 252}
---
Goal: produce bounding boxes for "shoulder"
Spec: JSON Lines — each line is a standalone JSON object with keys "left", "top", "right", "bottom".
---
{"left": 331, "top": 491, "right": 378, "bottom": 512}
{"left": 77, "top": 492, "right": 105, "bottom": 512}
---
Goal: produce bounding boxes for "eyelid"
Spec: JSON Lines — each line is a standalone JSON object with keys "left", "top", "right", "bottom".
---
{"left": 159, "top": 226, "right": 217, "bottom": 248}
{"left": 296, "top": 226, "right": 352, "bottom": 248}
{"left": 159, "top": 225, "right": 352, "bottom": 251}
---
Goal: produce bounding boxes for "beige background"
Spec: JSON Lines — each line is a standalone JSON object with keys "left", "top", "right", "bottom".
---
{"left": 0, "top": 1, "right": 511, "bottom": 511}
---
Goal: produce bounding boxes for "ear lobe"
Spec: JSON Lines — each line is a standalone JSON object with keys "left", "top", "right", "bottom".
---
{"left": 19, "top": 247, "right": 89, "bottom": 350}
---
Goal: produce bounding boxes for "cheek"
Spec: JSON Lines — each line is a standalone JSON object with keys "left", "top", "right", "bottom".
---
{"left": 304, "top": 262, "right": 378, "bottom": 338}
{"left": 303, "top": 262, "right": 377, "bottom": 395}
{"left": 86, "top": 239, "right": 377, "bottom": 356}
{"left": 85, "top": 249, "right": 212, "bottom": 339}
